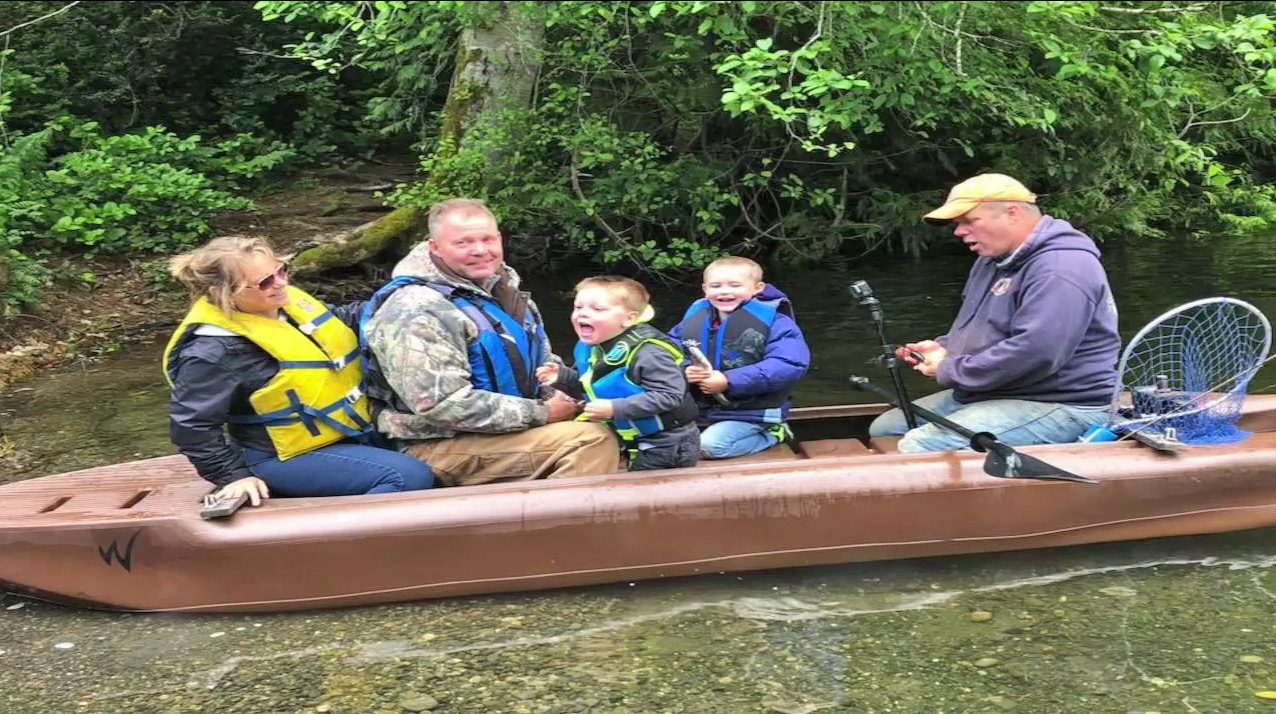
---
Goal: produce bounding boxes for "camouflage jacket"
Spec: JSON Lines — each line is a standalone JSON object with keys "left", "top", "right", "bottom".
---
{"left": 363, "top": 242, "right": 562, "bottom": 443}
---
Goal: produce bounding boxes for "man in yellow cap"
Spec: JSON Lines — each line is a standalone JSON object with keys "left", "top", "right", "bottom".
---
{"left": 868, "top": 173, "right": 1122, "bottom": 453}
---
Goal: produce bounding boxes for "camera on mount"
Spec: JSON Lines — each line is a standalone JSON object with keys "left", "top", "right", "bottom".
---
{"left": 849, "top": 280, "right": 875, "bottom": 303}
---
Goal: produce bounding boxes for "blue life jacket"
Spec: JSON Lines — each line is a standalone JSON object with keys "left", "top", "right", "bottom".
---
{"left": 573, "top": 324, "right": 699, "bottom": 445}
{"left": 359, "top": 276, "right": 545, "bottom": 409}
{"left": 676, "top": 296, "right": 794, "bottom": 424}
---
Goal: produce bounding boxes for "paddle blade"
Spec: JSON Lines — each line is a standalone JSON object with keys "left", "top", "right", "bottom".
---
{"left": 982, "top": 444, "right": 1096, "bottom": 484}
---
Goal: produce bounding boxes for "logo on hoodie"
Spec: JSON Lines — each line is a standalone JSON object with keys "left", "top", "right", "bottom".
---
{"left": 991, "top": 277, "right": 1013, "bottom": 296}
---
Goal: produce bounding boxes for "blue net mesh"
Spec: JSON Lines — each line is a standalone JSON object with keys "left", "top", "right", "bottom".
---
{"left": 1111, "top": 298, "right": 1271, "bottom": 445}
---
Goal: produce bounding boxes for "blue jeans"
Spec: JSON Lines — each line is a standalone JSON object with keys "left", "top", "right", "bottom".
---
{"left": 867, "top": 389, "right": 1108, "bottom": 454}
{"left": 700, "top": 420, "right": 783, "bottom": 459}
{"left": 243, "top": 441, "right": 435, "bottom": 496}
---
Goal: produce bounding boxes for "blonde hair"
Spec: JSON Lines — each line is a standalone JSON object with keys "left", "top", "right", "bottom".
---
{"left": 574, "top": 275, "right": 650, "bottom": 314}
{"left": 704, "top": 256, "right": 764, "bottom": 283}
{"left": 168, "top": 235, "right": 277, "bottom": 315}
{"left": 428, "top": 198, "right": 498, "bottom": 239}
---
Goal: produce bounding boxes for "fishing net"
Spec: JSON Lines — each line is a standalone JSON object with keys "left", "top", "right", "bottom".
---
{"left": 1109, "top": 297, "right": 1271, "bottom": 445}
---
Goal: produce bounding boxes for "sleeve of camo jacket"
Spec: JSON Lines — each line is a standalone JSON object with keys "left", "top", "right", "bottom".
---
{"left": 365, "top": 285, "right": 549, "bottom": 433}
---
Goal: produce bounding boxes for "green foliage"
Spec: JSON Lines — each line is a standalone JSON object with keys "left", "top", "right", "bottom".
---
{"left": 254, "top": 0, "right": 459, "bottom": 142}
{"left": 5, "top": 0, "right": 1276, "bottom": 313}
{"left": 0, "top": 119, "right": 296, "bottom": 315}
{"left": 393, "top": 101, "right": 737, "bottom": 272}
{"left": 262, "top": 0, "right": 1276, "bottom": 274}
{"left": 0, "top": 1, "right": 383, "bottom": 158}
{"left": 0, "top": 1, "right": 398, "bottom": 317}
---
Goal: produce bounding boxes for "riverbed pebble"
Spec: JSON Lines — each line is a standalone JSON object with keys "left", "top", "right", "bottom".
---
{"left": 399, "top": 693, "right": 438, "bottom": 711}
{"left": 1240, "top": 654, "right": 1264, "bottom": 664}
{"left": 986, "top": 695, "right": 1016, "bottom": 710}
{"left": 54, "top": 642, "right": 74, "bottom": 650}
{"left": 970, "top": 611, "right": 993, "bottom": 622}
{"left": 974, "top": 658, "right": 1000, "bottom": 668}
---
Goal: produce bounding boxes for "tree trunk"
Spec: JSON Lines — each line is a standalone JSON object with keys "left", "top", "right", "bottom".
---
{"left": 292, "top": 3, "right": 544, "bottom": 276}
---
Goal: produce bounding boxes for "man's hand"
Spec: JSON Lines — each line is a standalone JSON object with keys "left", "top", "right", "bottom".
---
{"left": 897, "top": 339, "right": 943, "bottom": 366}
{"left": 535, "top": 363, "right": 560, "bottom": 387}
{"left": 696, "top": 370, "right": 729, "bottom": 395}
{"left": 914, "top": 345, "right": 948, "bottom": 378}
{"left": 686, "top": 364, "right": 712, "bottom": 383}
{"left": 217, "top": 476, "right": 269, "bottom": 507}
{"left": 544, "top": 393, "right": 582, "bottom": 423}
{"left": 583, "top": 399, "right": 614, "bottom": 421}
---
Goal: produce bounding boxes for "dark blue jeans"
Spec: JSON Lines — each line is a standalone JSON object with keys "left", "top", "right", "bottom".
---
{"left": 242, "top": 440, "right": 435, "bottom": 496}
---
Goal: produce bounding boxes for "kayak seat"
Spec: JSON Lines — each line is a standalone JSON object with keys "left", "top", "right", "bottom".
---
{"left": 720, "top": 443, "right": 802, "bottom": 464}
{"left": 869, "top": 436, "right": 902, "bottom": 454}
{"left": 798, "top": 438, "right": 873, "bottom": 459}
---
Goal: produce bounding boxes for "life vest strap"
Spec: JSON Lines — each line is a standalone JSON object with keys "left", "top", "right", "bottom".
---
{"left": 278, "top": 344, "right": 362, "bottom": 371}
{"left": 295, "top": 311, "right": 334, "bottom": 335}
{"left": 229, "top": 386, "right": 372, "bottom": 438}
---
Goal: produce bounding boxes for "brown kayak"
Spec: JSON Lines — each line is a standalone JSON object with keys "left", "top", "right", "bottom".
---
{"left": 4, "top": 396, "right": 1276, "bottom": 614}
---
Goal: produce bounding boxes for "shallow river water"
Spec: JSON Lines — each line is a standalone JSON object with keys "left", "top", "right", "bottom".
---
{"left": 3, "top": 235, "right": 1276, "bottom": 713}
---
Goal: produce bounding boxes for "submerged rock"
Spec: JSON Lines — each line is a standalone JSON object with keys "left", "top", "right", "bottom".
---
{"left": 399, "top": 693, "right": 439, "bottom": 712}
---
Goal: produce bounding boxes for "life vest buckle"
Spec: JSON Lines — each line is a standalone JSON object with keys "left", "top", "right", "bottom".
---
{"left": 345, "top": 386, "right": 364, "bottom": 404}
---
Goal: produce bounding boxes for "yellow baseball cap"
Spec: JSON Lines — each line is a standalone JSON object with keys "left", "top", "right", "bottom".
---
{"left": 924, "top": 173, "right": 1037, "bottom": 223}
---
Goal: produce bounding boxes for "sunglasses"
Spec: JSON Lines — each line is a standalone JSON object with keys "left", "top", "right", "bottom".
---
{"left": 241, "top": 263, "right": 289, "bottom": 292}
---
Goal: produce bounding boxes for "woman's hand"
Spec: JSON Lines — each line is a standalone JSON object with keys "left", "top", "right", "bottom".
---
{"left": 217, "top": 476, "right": 270, "bottom": 507}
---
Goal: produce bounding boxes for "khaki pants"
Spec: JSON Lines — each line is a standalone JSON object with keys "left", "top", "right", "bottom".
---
{"left": 404, "top": 421, "right": 623, "bottom": 487}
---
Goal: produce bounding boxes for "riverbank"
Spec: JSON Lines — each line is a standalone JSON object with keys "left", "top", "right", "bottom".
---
{"left": 0, "top": 166, "right": 413, "bottom": 392}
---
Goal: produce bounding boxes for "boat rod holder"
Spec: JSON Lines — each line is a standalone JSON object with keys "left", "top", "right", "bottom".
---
{"left": 849, "top": 279, "right": 918, "bottom": 430}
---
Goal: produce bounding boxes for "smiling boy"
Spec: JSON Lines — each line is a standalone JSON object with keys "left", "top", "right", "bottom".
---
{"left": 536, "top": 276, "right": 701, "bottom": 471}
{"left": 669, "top": 257, "right": 810, "bottom": 459}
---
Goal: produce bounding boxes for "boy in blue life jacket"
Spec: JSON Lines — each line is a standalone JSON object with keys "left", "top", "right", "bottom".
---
{"left": 669, "top": 257, "right": 811, "bottom": 459}
{"left": 536, "top": 276, "right": 701, "bottom": 471}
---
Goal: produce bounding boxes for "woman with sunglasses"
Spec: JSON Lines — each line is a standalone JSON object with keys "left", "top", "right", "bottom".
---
{"left": 162, "top": 235, "right": 435, "bottom": 507}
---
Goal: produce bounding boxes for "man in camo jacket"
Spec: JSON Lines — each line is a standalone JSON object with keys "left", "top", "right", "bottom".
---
{"left": 360, "top": 198, "right": 621, "bottom": 486}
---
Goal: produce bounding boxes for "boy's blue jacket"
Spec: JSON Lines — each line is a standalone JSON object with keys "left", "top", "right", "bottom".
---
{"left": 669, "top": 283, "right": 810, "bottom": 419}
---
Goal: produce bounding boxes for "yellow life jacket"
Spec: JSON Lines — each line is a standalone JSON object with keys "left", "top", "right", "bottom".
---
{"left": 162, "top": 285, "right": 373, "bottom": 460}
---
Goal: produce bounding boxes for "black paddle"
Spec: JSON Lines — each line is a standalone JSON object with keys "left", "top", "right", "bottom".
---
{"left": 849, "top": 376, "right": 1096, "bottom": 484}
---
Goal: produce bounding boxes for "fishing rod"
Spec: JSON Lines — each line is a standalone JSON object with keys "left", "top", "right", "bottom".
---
{"left": 849, "top": 376, "right": 1094, "bottom": 483}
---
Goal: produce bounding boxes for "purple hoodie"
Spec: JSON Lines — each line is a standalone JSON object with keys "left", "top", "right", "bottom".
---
{"left": 936, "top": 215, "right": 1121, "bottom": 406}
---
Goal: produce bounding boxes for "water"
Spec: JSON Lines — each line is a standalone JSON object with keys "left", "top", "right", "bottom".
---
{"left": 3, "top": 235, "right": 1276, "bottom": 713}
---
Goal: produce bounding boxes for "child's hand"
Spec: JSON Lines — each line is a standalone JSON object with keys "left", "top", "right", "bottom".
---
{"left": 686, "top": 365, "right": 712, "bottom": 383}
{"left": 697, "top": 370, "right": 729, "bottom": 395}
{"left": 583, "top": 399, "right": 614, "bottom": 420}
{"left": 535, "top": 363, "right": 560, "bottom": 387}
